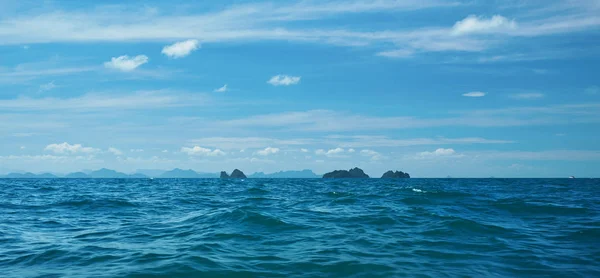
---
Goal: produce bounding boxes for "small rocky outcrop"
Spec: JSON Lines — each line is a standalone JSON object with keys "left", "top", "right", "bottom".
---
{"left": 322, "top": 167, "right": 369, "bottom": 178}
{"left": 220, "top": 171, "right": 230, "bottom": 179}
{"left": 220, "top": 169, "right": 247, "bottom": 179}
{"left": 230, "top": 169, "right": 247, "bottom": 179}
{"left": 381, "top": 170, "right": 410, "bottom": 179}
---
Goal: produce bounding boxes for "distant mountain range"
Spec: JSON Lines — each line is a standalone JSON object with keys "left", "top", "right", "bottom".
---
{"left": 0, "top": 168, "right": 321, "bottom": 179}
{"left": 249, "top": 169, "right": 319, "bottom": 178}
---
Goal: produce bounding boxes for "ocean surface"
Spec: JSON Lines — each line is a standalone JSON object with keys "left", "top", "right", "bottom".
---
{"left": 0, "top": 178, "right": 599, "bottom": 277}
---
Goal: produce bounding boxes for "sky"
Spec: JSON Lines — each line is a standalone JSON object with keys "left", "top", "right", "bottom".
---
{"left": 1, "top": 0, "right": 599, "bottom": 177}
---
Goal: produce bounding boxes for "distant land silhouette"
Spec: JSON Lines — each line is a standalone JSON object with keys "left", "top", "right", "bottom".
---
{"left": 220, "top": 169, "right": 247, "bottom": 179}
{"left": 0, "top": 168, "right": 410, "bottom": 179}
{"left": 381, "top": 170, "right": 410, "bottom": 179}
{"left": 323, "top": 167, "right": 370, "bottom": 178}
{"left": 249, "top": 170, "right": 319, "bottom": 178}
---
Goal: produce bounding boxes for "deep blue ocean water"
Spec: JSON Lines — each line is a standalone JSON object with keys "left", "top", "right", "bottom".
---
{"left": 0, "top": 178, "right": 599, "bottom": 277}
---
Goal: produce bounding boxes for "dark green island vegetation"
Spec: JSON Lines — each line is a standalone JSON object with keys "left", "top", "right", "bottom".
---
{"left": 322, "top": 167, "right": 370, "bottom": 178}
{"left": 381, "top": 170, "right": 410, "bottom": 178}
{"left": 220, "top": 169, "right": 247, "bottom": 179}
{"left": 322, "top": 168, "right": 411, "bottom": 179}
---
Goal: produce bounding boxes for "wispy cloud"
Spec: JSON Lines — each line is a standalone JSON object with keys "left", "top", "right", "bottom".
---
{"left": 360, "top": 149, "right": 383, "bottom": 160}
{"left": 268, "top": 75, "right": 301, "bottom": 86}
{"left": 510, "top": 93, "right": 544, "bottom": 99}
{"left": 188, "top": 137, "right": 311, "bottom": 150}
{"left": 452, "top": 15, "right": 517, "bottom": 35}
{"left": 376, "top": 49, "right": 414, "bottom": 58}
{"left": 215, "top": 106, "right": 599, "bottom": 132}
{"left": 162, "top": 39, "right": 200, "bottom": 58}
{"left": 39, "top": 81, "right": 56, "bottom": 92}
{"left": 104, "top": 55, "right": 148, "bottom": 72}
{"left": 45, "top": 142, "right": 99, "bottom": 154}
{"left": 0, "top": 66, "right": 95, "bottom": 84}
{"left": 108, "top": 147, "right": 123, "bottom": 156}
{"left": 462, "top": 91, "right": 486, "bottom": 97}
{"left": 0, "top": 2, "right": 597, "bottom": 60}
{"left": 214, "top": 84, "right": 228, "bottom": 93}
{"left": 0, "top": 91, "right": 209, "bottom": 111}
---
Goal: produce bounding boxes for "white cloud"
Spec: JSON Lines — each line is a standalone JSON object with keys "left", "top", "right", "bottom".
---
{"left": 327, "top": 135, "right": 514, "bottom": 148}
{"left": 376, "top": 49, "right": 414, "bottom": 58}
{"left": 39, "top": 81, "right": 56, "bottom": 92}
{"left": 360, "top": 149, "right": 383, "bottom": 160}
{"left": 268, "top": 75, "right": 301, "bottom": 86}
{"left": 452, "top": 15, "right": 517, "bottom": 35}
{"left": 510, "top": 93, "right": 544, "bottom": 99}
{"left": 188, "top": 137, "right": 310, "bottom": 150}
{"left": 216, "top": 105, "right": 600, "bottom": 132}
{"left": 162, "top": 150, "right": 169, "bottom": 153}
{"left": 20, "top": 146, "right": 26, "bottom": 150}
{"left": 316, "top": 147, "right": 345, "bottom": 157}
{"left": 462, "top": 91, "right": 486, "bottom": 97}
{"left": 255, "top": 147, "right": 280, "bottom": 156}
{"left": 214, "top": 84, "right": 228, "bottom": 93}
{"left": 162, "top": 39, "right": 200, "bottom": 58}
{"left": 181, "top": 146, "right": 226, "bottom": 156}
{"left": 300, "top": 148, "right": 309, "bottom": 153}
{"left": 348, "top": 148, "right": 356, "bottom": 153}
{"left": 418, "top": 148, "right": 457, "bottom": 158}
{"left": 0, "top": 2, "right": 597, "bottom": 62}
{"left": 45, "top": 142, "right": 99, "bottom": 154}
{"left": 108, "top": 147, "right": 123, "bottom": 156}
{"left": 473, "top": 150, "right": 600, "bottom": 161}
{"left": 104, "top": 55, "right": 148, "bottom": 71}
{"left": 130, "top": 149, "right": 144, "bottom": 152}
{"left": 0, "top": 91, "right": 208, "bottom": 111}
{"left": 360, "top": 149, "right": 379, "bottom": 156}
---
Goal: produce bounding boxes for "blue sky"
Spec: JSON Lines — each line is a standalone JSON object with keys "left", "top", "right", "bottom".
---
{"left": 1, "top": 0, "right": 599, "bottom": 177}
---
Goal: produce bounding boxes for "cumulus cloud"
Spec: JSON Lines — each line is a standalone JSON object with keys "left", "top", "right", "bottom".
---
{"left": 214, "top": 84, "right": 228, "bottom": 93}
{"left": 255, "top": 147, "right": 280, "bottom": 156}
{"left": 181, "top": 146, "right": 226, "bottom": 156}
{"left": 462, "top": 91, "right": 486, "bottom": 97}
{"left": 130, "top": 149, "right": 144, "bottom": 153}
{"left": 104, "top": 55, "right": 148, "bottom": 71}
{"left": 316, "top": 147, "right": 345, "bottom": 157}
{"left": 452, "top": 15, "right": 517, "bottom": 35}
{"left": 348, "top": 148, "right": 356, "bottom": 153}
{"left": 300, "top": 148, "right": 309, "bottom": 153}
{"left": 162, "top": 39, "right": 200, "bottom": 58}
{"left": 45, "top": 142, "right": 98, "bottom": 154}
{"left": 510, "top": 93, "right": 544, "bottom": 99}
{"left": 361, "top": 149, "right": 383, "bottom": 160}
{"left": 108, "top": 147, "right": 123, "bottom": 156}
{"left": 268, "top": 75, "right": 301, "bottom": 86}
{"left": 418, "top": 148, "right": 457, "bottom": 158}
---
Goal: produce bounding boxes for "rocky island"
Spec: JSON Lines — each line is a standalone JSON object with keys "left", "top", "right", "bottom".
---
{"left": 381, "top": 170, "right": 410, "bottom": 178}
{"left": 220, "top": 169, "right": 247, "bottom": 179}
{"left": 322, "top": 167, "right": 369, "bottom": 178}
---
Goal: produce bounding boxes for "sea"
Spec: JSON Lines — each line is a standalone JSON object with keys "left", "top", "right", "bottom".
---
{"left": 0, "top": 178, "right": 598, "bottom": 277}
